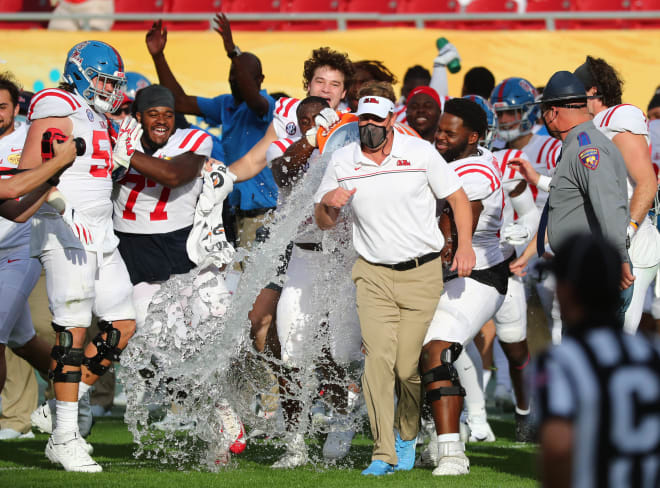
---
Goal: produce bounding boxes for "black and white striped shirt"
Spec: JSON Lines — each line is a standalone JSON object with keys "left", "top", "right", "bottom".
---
{"left": 535, "top": 326, "right": 660, "bottom": 488}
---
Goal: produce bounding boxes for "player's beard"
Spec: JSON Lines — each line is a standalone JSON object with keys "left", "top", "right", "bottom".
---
{"left": 441, "top": 138, "right": 469, "bottom": 163}
{"left": 0, "top": 120, "right": 12, "bottom": 137}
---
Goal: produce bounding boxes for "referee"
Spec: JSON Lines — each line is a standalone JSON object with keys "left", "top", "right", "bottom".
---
{"left": 534, "top": 233, "right": 660, "bottom": 488}
{"left": 314, "top": 89, "right": 475, "bottom": 475}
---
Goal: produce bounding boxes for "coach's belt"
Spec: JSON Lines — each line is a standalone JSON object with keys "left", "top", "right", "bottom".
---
{"left": 372, "top": 251, "right": 441, "bottom": 271}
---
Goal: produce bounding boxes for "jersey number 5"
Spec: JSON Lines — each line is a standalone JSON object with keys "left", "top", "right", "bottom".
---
{"left": 121, "top": 173, "right": 170, "bottom": 221}
{"left": 89, "top": 130, "right": 113, "bottom": 178}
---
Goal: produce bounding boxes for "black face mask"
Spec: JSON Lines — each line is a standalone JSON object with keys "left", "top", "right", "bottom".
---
{"left": 359, "top": 123, "right": 387, "bottom": 150}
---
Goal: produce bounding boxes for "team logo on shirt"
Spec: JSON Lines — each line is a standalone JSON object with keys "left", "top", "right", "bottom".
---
{"left": 286, "top": 122, "right": 296, "bottom": 135}
{"left": 579, "top": 148, "right": 600, "bottom": 170}
{"left": 396, "top": 159, "right": 411, "bottom": 166}
{"left": 86, "top": 109, "right": 95, "bottom": 122}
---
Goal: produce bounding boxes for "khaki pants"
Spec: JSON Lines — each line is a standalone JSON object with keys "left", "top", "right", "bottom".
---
{"left": 0, "top": 271, "right": 54, "bottom": 432}
{"left": 0, "top": 349, "right": 37, "bottom": 433}
{"left": 352, "top": 256, "right": 444, "bottom": 465}
{"left": 234, "top": 211, "right": 273, "bottom": 271}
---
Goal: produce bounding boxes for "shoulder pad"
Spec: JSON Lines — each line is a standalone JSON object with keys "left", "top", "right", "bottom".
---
{"left": 597, "top": 104, "right": 648, "bottom": 136}
{"left": 28, "top": 89, "right": 83, "bottom": 121}
{"left": 178, "top": 128, "right": 212, "bottom": 157}
{"left": 266, "top": 138, "right": 295, "bottom": 164}
{"left": 273, "top": 97, "right": 300, "bottom": 120}
{"left": 454, "top": 160, "right": 501, "bottom": 200}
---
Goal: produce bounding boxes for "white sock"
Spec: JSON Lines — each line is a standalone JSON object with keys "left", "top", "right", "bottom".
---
{"left": 437, "top": 433, "right": 460, "bottom": 443}
{"left": 515, "top": 406, "right": 530, "bottom": 416}
{"left": 52, "top": 401, "right": 79, "bottom": 443}
{"left": 78, "top": 382, "right": 92, "bottom": 401}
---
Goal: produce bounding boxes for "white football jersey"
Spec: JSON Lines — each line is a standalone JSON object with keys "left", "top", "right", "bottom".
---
{"left": 493, "top": 148, "right": 528, "bottom": 226}
{"left": 595, "top": 104, "right": 660, "bottom": 268}
{"left": 594, "top": 104, "right": 649, "bottom": 201}
{"left": 522, "top": 133, "right": 562, "bottom": 211}
{"left": 451, "top": 147, "right": 505, "bottom": 269}
{"left": 0, "top": 124, "right": 29, "bottom": 250}
{"left": 266, "top": 137, "right": 296, "bottom": 165}
{"left": 113, "top": 128, "right": 212, "bottom": 234}
{"left": 273, "top": 97, "right": 301, "bottom": 140}
{"left": 27, "top": 88, "right": 117, "bottom": 253}
{"left": 649, "top": 118, "right": 660, "bottom": 176}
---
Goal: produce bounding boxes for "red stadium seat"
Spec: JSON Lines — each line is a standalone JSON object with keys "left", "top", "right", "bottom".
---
{"left": 0, "top": 0, "right": 51, "bottom": 29}
{"left": 341, "top": 0, "right": 412, "bottom": 28}
{"left": 281, "top": 0, "right": 341, "bottom": 30}
{"left": 113, "top": 0, "right": 165, "bottom": 30}
{"left": 396, "top": 0, "right": 460, "bottom": 28}
{"left": 571, "top": 0, "right": 632, "bottom": 28}
{"left": 524, "top": 0, "right": 572, "bottom": 29}
{"left": 630, "top": 0, "right": 660, "bottom": 27}
{"left": 461, "top": 0, "right": 518, "bottom": 29}
{"left": 163, "top": 0, "right": 221, "bottom": 30}
{"left": 224, "top": 0, "right": 283, "bottom": 30}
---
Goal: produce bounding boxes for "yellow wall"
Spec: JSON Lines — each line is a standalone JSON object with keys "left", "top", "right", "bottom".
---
{"left": 1, "top": 28, "right": 657, "bottom": 110}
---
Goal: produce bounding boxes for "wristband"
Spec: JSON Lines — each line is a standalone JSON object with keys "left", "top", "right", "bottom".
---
{"left": 227, "top": 46, "right": 241, "bottom": 59}
{"left": 629, "top": 219, "right": 639, "bottom": 230}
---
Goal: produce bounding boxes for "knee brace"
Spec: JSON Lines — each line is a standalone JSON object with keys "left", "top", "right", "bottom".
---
{"left": 82, "top": 320, "right": 122, "bottom": 376}
{"left": 422, "top": 342, "right": 466, "bottom": 402}
{"left": 49, "top": 324, "right": 84, "bottom": 383}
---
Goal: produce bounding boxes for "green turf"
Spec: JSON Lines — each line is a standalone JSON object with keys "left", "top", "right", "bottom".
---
{"left": 0, "top": 416, "right": 538, "bottom": 487}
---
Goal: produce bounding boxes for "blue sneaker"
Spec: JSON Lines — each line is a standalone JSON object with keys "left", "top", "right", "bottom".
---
{"left": 361, "top": 460, "right": 394, "bottom": 476}
{"left": 394, "top": 432, "right": 416, "bottom": 471}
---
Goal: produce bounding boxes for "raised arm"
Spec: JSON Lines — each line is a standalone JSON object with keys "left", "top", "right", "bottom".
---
{"left": 146, "top": 20, "right": 202, "bottom": 116}
{"left": 214, "top": 13, "right": 270, "bottom": 117}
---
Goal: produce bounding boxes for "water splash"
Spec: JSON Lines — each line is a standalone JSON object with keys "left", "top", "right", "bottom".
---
{"left": 119, "top": 123, "right": 365, "bottom": 470}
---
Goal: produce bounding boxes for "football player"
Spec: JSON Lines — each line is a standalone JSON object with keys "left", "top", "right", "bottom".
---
{"left": 574, "top": 56, "right": 659, "bottom": 334}
{"left": 19, "top": 41, "right": 136, "bottom": 472}
{"left": 421, "top": 98, "right": 507, "bottom": 476}
{"left": 0, "top": 74, "right": 77, "bottom": 440}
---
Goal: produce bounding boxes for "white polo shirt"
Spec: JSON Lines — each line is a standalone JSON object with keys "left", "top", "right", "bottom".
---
{"left": 314, "top": 131, "right": 462, "bottom": 265}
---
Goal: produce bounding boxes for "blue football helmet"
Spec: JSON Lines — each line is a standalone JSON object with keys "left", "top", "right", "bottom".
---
{"left": 63, "top": 40, "right": 126, "bottom": 114}
{"left": 489, "top": 77, "right": 539, "bottom": 142}
{"left": 463, "top": 94, "right": 498, "bottom": 150}
{"left": 124, "top": 72, "right": 151, "bottom": 100}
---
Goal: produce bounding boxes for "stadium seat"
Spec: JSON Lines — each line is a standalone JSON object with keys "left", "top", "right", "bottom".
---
{"left": 341, "top": 0, "right": 412, "bottom": 28}
{"left": 281, "top": 0, "right": 341, "bottom": 30}
{"left": 113, "top": 0, "right": 165, "bottom": 30}
{"left": 524, "top": 0, "right": 573, "bottom": 29}
{"left": 570, "top": 0, "right": 632, "bottom": 28}
{"left": 396, "top": 0, "right": 461, "bottom": 28}
{"left": 222, "top": 0, "right": 283, "bottom": 30}
{"left": 163, "top": 0, "right": 221, "bottom": 30}
{"left": 461, "top": 0, "right": 518, "bottom": 29}
{"left": 0, "top": 0, "right": 51, "bottom": 29}
{"left": 630, "top": 0, "right": 660, "bottom": 27}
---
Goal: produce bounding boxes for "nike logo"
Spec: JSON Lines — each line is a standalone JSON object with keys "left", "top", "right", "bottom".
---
{"left": 10, "top": 148, "right": 22, "bottom": 152}
{"left": 7, "top": 259, "right": 19, "bottom": 263}
{"left": 354, "top": 167, "right": 360, "bottom": 171}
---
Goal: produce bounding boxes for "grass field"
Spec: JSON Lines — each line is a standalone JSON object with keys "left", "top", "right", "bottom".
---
{"left": 0, "top": 414, "right": 539, "bottom": 487}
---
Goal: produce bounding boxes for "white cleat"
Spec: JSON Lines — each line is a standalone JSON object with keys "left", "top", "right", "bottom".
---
{"left": 466, "top": 415, "right": 496, "bottom": 443}
{"left": 76, "top": 436, "right": 94, "bottom": 455}
{"left": 416, "top": 434, "right": 439, "bottom": 467}
{"left": 432, "top": 441, "right": 470, "bottom": 476}
{"left": 45, "top": 434, "right": 102, "bottom": 473}
{"left": 216, "top": 402, "right": 246, "bottom": 455}
{"left": 0, "top": 428, "right": 35, "bottom": 440}
{"left": 323, "top": 428, "right": 355, "bottom": 461}
{"left": 31, "top": 400, "right": 55, "bottom": 434}
{"left": 271, "top": 434, "right": 308, "bottom": 469}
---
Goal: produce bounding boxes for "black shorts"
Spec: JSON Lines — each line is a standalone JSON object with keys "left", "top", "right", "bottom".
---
{"left": 116, "top": 226, "right": 195, "bottom": 285}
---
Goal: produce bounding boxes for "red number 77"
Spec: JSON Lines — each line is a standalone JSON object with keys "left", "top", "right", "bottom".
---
{"left": 121, "top": 173, "right": 170, "bottom": 221}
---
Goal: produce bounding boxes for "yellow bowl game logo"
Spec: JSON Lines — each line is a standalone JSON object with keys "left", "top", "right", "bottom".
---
{"left": 578, "top": 148, "right": 599, "bottom": 171}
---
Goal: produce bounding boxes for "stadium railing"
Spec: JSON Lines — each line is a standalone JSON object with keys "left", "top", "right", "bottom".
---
{"left": 0, "top": 11, "right": 659, "bottom": 30}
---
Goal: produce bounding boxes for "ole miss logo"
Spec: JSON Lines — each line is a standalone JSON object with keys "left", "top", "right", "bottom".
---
{"left": 363, "top": 97, "right": 379, "bottom": 104}
{"left": 397, "top": 159, "right": 411, "bottom": 166}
